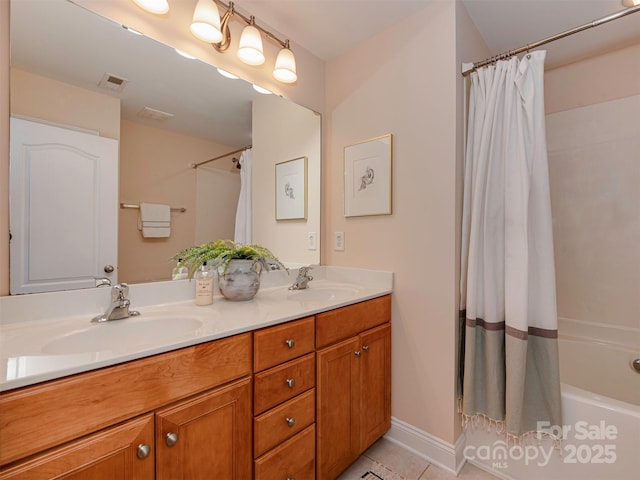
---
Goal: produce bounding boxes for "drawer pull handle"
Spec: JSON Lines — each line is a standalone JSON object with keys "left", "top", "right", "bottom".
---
{"left": 354, "top": 351, "right": 361, "bottom": 357}
{"left": 285, "top": 378, "right": 296, "bottom": 388}
{"left": 285, "top": 338, "right": 295, "bottom": 348}
{"left": 362, "top": 345, "right": 370, "bottom": 352}
{"left": 287, "top": 478, "right": 296, "bottom": 480}
{"left": 136, "top": 443, "right": 151, "bottom": 459}
{"left": 165, "top": 432, "right": 179, "bottom": 447}
{"left": 286, "top": 417, "right": 296, "bottom": 427}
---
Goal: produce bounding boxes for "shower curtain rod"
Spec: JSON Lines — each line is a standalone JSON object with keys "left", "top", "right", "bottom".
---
{"left": 461, "top": 4, "right": 640, "bottom": 76}
{"left": 190, "top": 145, "right": 252, "bottom": 169}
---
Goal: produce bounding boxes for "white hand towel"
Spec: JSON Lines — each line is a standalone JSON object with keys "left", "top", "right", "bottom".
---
{"left": 138, "top": 203, "right": 171, "bottom": 238}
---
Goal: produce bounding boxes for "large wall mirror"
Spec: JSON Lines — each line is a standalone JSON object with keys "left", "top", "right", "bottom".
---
{"left": 8, "top": 0, "right": 320, "bottom": 294}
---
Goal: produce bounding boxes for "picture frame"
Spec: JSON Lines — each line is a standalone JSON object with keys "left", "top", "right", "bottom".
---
{"left": 275, "top": 156, "right": 307, "bottom": 220}
{"left": 344, "top": 133, "right": 393, "bottom": 217}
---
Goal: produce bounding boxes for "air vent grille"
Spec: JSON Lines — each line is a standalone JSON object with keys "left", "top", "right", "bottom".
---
{"left": 98, "top": 72, "right": 128, "bottom": 92}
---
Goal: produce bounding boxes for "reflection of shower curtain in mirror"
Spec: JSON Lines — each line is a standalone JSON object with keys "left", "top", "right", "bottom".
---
{"left": 234, "top": 149, "right": 252, "bottom": 244}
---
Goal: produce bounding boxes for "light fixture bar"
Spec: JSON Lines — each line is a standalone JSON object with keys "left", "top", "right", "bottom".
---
{"left": 212, "top": 0, "right": 288, "bottom": 49}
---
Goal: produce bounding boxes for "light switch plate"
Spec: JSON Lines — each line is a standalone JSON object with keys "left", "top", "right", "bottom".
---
{"left": 307, "top": 232, "right": 317, "bottom": 250}
{"left": 334, "top": 232, "right": 345, "bottom": 251}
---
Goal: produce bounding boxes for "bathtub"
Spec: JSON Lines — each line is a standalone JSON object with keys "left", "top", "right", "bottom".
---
{"left": 463, "top": 318, "right": 640, "bottom": 480}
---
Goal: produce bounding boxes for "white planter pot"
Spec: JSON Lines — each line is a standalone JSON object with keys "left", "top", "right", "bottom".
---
{"left": 217, "top": 259, "right": 262, "bottom": 301}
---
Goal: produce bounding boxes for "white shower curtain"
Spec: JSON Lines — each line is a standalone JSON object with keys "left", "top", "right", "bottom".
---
{"left": 234, "top": 148, "right": 252, "bottom": 245}
{"left": 459, "top": 51, "right": 562, "bottom": 437}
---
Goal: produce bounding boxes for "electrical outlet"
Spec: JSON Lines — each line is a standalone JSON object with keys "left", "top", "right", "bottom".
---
{"left": 307, "top": 232, "right": 317, "bottom": 250}
{"left": 334, "top": 231, "right": 345, "bottom": 251}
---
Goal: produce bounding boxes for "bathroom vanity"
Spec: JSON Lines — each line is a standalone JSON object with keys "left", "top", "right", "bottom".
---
{"left": 0, "top": 267, "right": 392, "bottom": 479}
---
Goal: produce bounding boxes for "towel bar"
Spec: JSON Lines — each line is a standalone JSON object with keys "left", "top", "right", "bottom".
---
{"left": 120, "top": 203, "right": 186, "bottom": 213}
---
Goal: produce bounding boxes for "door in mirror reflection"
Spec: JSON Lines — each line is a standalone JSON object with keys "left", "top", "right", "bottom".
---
{"left": 10, "top": 117, "right": 118, "bottom": 294}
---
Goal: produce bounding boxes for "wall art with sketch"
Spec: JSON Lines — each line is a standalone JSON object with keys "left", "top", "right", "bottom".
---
{"left": 344, "top": 134, "right": 393, "bottom": 217}
{"left": 275, "top": 156, "right": 307, "bottom": 220}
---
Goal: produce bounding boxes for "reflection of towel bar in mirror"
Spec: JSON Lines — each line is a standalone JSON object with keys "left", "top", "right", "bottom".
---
{"left": 120, "top": 203, "right": 186, "bottom": 213}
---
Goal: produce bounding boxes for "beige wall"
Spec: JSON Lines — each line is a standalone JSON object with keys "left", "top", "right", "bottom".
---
{"left": 10, "top": 69, "right": 121, "bottom": 139}
{"left": 252, "top": 94, "right": 321, "bottom": 265}
{"left": 1, "top": 0, "right": 9, "bottom": 295}
{"left": 545, "top": 44, "right": 640, "bottom": 114}
{"left": 118, "top": 119, "right": 237, "bottom": 284}
{"left": 325, "top": 0, "right": 466, "bottom": 444}
{"left": 545, "top": 46, "right": 640, "bottom": 331}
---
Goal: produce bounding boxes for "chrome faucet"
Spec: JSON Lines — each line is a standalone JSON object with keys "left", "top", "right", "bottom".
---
{"left": 92, "top": 283, "right": 140, "bottom": 323}
{"left": 94, "top": 277, "right": 112, "bottom": 287}
{"left": 289, "top": 266, "right": 314, "bottom": 290}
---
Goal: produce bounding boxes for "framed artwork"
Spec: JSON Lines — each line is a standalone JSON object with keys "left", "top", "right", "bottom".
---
{"left": 275, "top": 156, "right": 307, "bottom": 220}
{"left": 344, "top": 134, "right": 392, "bottom": 217}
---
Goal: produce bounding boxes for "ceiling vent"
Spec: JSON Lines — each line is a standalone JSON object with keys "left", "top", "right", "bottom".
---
{"left": 137, "top": 106, "right": 175, "bottom": 122}
{"left": 98, "top": 72, "right": 128, "bottom": 92}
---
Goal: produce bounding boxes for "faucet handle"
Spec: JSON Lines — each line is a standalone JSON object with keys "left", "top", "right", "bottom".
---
{"left": 111, "top": 283, "right": 129, "bottom": 301}
{"left": 299, "top": 266, "right": 312, "bottom": 277}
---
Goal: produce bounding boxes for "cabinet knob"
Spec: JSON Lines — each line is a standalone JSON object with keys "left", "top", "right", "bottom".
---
{"left": 285, "top": 417, "right": 296, "bottom": 427}
{"left": 165, "top": 432, "right": 179, "bottom": 447}
{"left": 136, "top": 443, "right": 151, "bottom": 459}
{"left": 285, "top": 378, "right": 296, "bottom": 388}
{"left": 104, "top": 265, "right": 114, "bottom": 273}
{"left": 354, "top": 351, "right": 361, "bottom": 357}
{"left": 285, "top": 338, "right": 295, "bottom": 349}
{"left": 287, "top": 478, "right": 296, "bottom": 480}
{"left": 362, "top": 345, "right": 370, "bottom": 352}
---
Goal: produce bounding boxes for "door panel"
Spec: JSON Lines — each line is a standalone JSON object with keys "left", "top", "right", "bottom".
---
{"left": 155, "top": 377, "right": 252, "bottom": 480}
{"left": 9, "top": 117, "right": 118, "bottom": 294}
{"left": 360, "top": 324, "right": 392, "bottom": 451}
{"left": 316, "top": 337, "right": 360, "bottom": 480}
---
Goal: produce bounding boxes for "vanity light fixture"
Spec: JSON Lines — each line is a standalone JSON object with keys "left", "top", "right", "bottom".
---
{"left": 273, "top": 40, "right": 297, "bottom": 83}
{"left": 131, "top": 0, "right": 169, "bottom": 15}
{"left": 622, "top": 0, "right": 640, "bottom": 6}
{"left": 190, "top": 0, "right": 223, "bottom": 43}
{"left": 237, "top": 17, "right": 265, "bottom": 66}
{"left": 192, "top": 0, "right": 298, "bottom": 84}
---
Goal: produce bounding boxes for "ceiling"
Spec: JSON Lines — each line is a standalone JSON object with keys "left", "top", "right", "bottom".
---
{"left": 244, "top": 0, "right": 640, "bottom": 68}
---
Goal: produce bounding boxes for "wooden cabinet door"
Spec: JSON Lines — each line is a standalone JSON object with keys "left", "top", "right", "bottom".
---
{"left": 0, "top": 414, "right": 154, "bottom": 480}
{"left": 155, "top": 377, "right": 252, "bottom": 480}
{"left": 359, "top": 324, "right": 392, "bottom": 451}
{"left": 316, "top": 337, "right": 360, "bottom": 480}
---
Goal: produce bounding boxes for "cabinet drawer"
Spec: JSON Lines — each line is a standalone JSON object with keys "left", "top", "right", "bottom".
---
{"left": 316, "top": 295, "right": 391, "bottom": 348}
{"left": 0, "top": 333, "right": 252, "bottom": 466}
{"left": 254, "top": 389, "right": 315, "bottom": 457}
{"left": 254, "top": 316, "right": 315, "bottom": 372}
{"left": 254, "top": 424, "right": 315, "bottom": 480}
{"left": 254, "top": 353, "right": 315, "bottom": 415}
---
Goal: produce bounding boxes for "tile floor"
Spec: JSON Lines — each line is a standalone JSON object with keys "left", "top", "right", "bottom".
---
{"left": 336, "top": 437, "right": 500, "bottom": 480}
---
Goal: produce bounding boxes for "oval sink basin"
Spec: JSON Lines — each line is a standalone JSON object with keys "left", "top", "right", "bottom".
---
{"left": 286, "top": 285, "right": 363, "bottom": 302}
{"left": 42, "top": 316, "right": 204, "bottom": 355}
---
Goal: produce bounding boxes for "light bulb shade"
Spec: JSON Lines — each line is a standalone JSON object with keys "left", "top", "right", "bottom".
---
{"left": 190, "top": 0, "right": 222, "bottom": 43}
{"left": 273, "top": 47, "right": 297, "bottom": 83}
{"left": 131, "top": 0, "right": 169, "bottom": 14}
{"left": 237, "top": 25, "right": 265, "bottom": 66}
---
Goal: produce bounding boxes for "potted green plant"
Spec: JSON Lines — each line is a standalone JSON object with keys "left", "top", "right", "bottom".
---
{"left": 172, "top": 240, "right": 286, "bottom": 301}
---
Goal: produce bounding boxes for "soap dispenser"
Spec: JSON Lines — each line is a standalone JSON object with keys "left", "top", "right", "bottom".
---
{"left": 172, "top": 259, "right": 188, "bottom": 280}
{"left": 194, "top": 262, "right": 214, "bottom": 305}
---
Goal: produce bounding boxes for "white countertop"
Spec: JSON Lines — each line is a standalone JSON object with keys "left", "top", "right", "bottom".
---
{"left": 0, "top": 266, "right": 392, "bottom": 392}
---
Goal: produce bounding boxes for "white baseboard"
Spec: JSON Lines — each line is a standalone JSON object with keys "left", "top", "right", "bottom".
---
{"left": 383, "top": 417, "right": 467, "bottom": 475}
